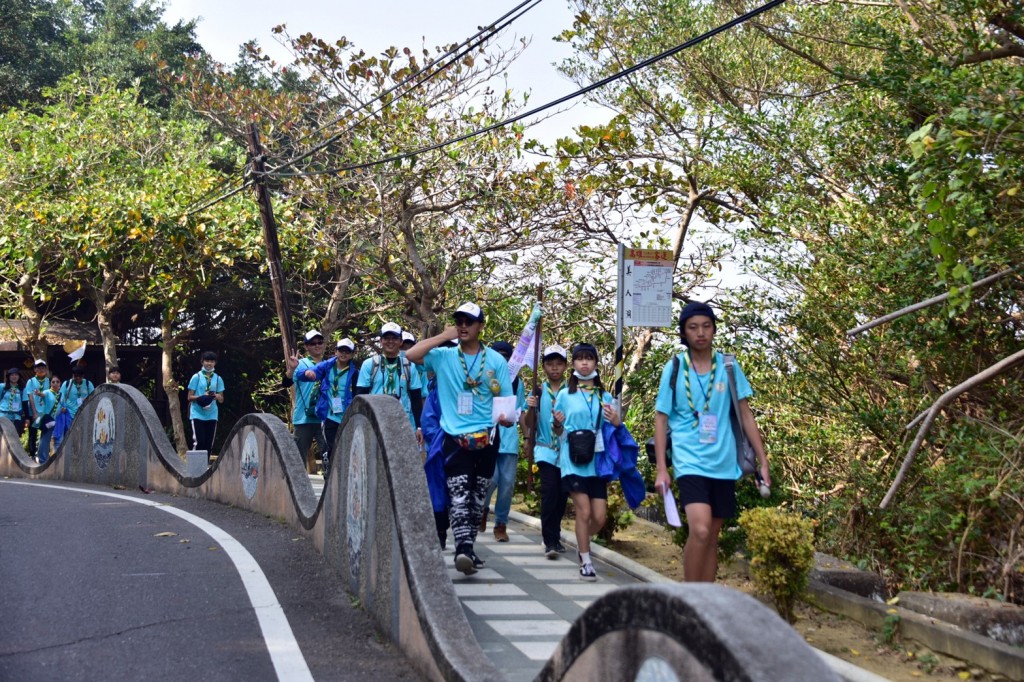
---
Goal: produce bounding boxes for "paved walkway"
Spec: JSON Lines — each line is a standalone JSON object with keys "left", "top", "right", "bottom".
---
{"left": 311, "top": 473, "right": 644, "bottom": 681}
{"left": 307, "top": 475, "right": 886, "bottom": 682}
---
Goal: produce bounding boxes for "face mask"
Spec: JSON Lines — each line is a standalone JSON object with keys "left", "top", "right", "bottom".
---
{"left": 573, "top": 370, "right": 597, "bottom": 381}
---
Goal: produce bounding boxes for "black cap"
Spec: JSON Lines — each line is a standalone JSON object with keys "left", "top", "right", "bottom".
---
{"left": 678, "top": 301, "right": 717, "bottom": 345}
{"left": 571, "top": 343, "right": 598, "bottom": 360}
{"left": 6, "top": 367, "right": 20, "bottom": 377}
{"left": 490, "top": 341, "right": 514, "bottom": 358}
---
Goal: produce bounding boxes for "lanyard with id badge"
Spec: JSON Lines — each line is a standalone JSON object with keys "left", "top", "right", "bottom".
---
{"left": 683, "top": 351, "right": 718, "bottom": 444}
{"left": 330, "top": 365, "right": 349, "bottom": 414}
{"left": 457, "top": 345, "right": 486, "bottom": 416}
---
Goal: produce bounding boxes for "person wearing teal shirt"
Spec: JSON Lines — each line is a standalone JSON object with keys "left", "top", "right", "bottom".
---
{"left": 405, "top": 302, "right": 515, "bottom": 576}
{"left": 524, "top": 344, "right": 569, "bottom": 558}
{"left": 58, "top": 365, "right": 94, "bottom": 423}
{"left": 25, "top": 359, "right": 49, "bottom": 455}
{"left": 34, "top": 380, "right": 58, "bottom": 464}
{"left": 285, "top": 330, "right": 329, "bottom": 474}
{"left": 355, "top": 322, "right": 423, "bottom": 431}
{"left": 481, "top": 340, "right": 526, "bottom": 543}
{"left": 653, "top": 302, "right": 770, "bottom": 584}
{"left": 552, "top": 343, "right": 622, "bottom": 582}
{"left": 0, "top": 368, "right": 26, "bottom": 435}
{"left": 401, "top": 331, "right": 429, "bottom": 396}
{"left": 187, "top": 351, "right": 225, "bottom": 458}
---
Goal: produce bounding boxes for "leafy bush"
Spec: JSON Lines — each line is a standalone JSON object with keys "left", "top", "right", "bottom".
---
{"left": 739, "top": 506, "right": 815, "bottom": 624}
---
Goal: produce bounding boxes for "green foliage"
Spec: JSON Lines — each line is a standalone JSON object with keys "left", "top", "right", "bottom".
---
{"left": 739, "top": 506, "right": 816, "bottom": 624}
{"left": 1, "top": 0, "right": 204, "bottom": 111}
{"left": 562, "top": 0, "right": 1024, "bottom": 606}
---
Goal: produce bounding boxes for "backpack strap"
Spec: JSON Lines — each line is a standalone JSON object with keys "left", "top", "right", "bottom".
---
{"left": 723, "top": 353, "right": 757, "bottom": 478}
{"left": 670, "top": 354, "right": 681, "bottom": 407}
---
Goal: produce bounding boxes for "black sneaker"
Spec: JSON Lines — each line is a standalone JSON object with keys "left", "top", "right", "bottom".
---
{"left": 454, "top": 553, "right": 477, "bottom": 576}
{"left": 545, "top": 546, "right": 559, "bottom": 560}
{"left": 555, "top": 542, "right": 566, "bottom": 553}
{"left": 579, "top": 562, "right": 598, "bottom": 582}
{"left": 469, "top": 552, "right": 485, "bottom": 569}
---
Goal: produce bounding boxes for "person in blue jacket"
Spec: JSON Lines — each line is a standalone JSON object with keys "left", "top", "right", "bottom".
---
{"left": 552, "top": 343, "right": 622, "bottom": 582}
{"left": 653, "top": 301, "right": 770, "bottom": 583}
{"left": 296, "top": 337, "right": 359, "bottom": 477}
{"left": 405, "top": 302, "right": 515, "bottom": 576}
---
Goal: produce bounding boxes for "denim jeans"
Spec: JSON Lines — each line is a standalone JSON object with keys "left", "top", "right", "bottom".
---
{"left": 37, "top": 426, "right": 54, "bottom": 464}
{"left": 483, "top": 452, "right": 518, "bottom": 525}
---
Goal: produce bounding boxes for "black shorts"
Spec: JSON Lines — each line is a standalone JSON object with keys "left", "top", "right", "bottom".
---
{"left": 676, "top": 475, "right": 736, "bottom": 519}
{"left": 561, "top": 474, "right": 608, "bottom": 500}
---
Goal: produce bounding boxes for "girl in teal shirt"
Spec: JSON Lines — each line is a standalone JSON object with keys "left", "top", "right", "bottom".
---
{"left": 552, "top": 343, "right": 621, "bottom": 582}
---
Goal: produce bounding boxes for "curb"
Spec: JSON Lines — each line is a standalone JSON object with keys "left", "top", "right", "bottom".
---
{"left": 507, "top": 509, "right": 890, "bottom": 682}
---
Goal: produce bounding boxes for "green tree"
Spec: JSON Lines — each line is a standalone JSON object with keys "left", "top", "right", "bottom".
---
{"left": 0, "top": 76, "right": 259, "bottom": 452}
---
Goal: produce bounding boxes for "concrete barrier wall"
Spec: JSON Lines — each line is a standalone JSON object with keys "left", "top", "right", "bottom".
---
{"left": 1, "top": 384, "right": 837, "bottom": 682}
{"left": 0, "top": 384, "right": 500, "bottom": 682}
{"left": 536, "top": 583, "right": 841, "bottom": 682}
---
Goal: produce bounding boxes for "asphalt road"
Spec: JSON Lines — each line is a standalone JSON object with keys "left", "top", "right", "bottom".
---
{"left": 0, "top": 480, "right": 423, "bottom": 682}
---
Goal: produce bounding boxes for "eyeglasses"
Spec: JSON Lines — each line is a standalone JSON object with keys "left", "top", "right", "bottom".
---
{"left": 306, "top": 340, "right": 324, "bottom": 346}
{"left": 453, "top": 317, "right": 477, "bottom": 328}
{"left": 336, "top": 347, "right": 353, "bottom": 353}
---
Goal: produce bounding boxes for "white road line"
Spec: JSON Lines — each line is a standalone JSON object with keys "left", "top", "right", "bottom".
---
{"left": 1, "top": 480, "right": 314, "bottom": 682}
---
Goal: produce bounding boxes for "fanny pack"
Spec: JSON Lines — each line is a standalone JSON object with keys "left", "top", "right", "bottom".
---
{"left": 567, "top": 430, "right": 597, "bottom": 465}
{"left": 454, "top": 429, "right": 491, "bottom": 451}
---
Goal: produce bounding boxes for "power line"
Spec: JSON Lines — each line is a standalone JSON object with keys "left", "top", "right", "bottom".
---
{"left": 181, "top": 0, "right": 544, "bottom": 217}
{"left": 185, "top": 176, "right": 255, "bottom": 216}
{"left": 266, "top": 0, "right": 787, "bottom": 179}
{"left": 266, "top": 0, "right": 544, "bottom": 176}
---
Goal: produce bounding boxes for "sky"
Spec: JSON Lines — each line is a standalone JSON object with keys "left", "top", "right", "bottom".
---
{"left": 160, "top": 0, "right": 610, "bottom": 144}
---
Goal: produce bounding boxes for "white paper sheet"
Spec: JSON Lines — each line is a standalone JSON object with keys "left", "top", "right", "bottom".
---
{"left": 662, "top": 485, "right": 682, "bottom": 527}
{"left": 491, "top": 396, "right": 517, "bottom": 425}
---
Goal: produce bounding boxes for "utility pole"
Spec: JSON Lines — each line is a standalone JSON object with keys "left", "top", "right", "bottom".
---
{"left": 246, "top": 122, "right": 295, "bottom": 359}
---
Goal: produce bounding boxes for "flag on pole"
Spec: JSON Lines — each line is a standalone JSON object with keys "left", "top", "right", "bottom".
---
{"left": 507, "top": 302, "right": 542, "bottom": 379}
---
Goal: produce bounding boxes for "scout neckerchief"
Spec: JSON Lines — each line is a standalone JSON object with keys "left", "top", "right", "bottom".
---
{"left": 683, "top": 350, "right": 717, "bottom": 428}
{"left": 48, "top": 388, "right": 59, "bottom": 416}
{"left": 330, "top": 362, "right": 349, "bottom": 397}
{"left": 544, "top": 381, "right": 561, "bottom": 406}
{"left": 381, "top": 356, "right": 401, "bottom": 396}
{"left": 200, "top": 369, "right": 217, "bottom": 394}
{"left": 458, "top": 343, "right": 487, "bottom": 396}
{"left": 578, "top": 383, "right": 601, "bottom": 430}
{"left": 1, "top": 383, "right": 19, "bottom": 413}
{"left": 65, "top": 379, "right": 90, "bottom": 407}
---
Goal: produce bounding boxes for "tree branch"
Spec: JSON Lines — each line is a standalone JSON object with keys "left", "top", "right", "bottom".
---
{"left": 880, "top": 347, "right": 1024, "bottom": 509}
{"left": 846, "top": 266, "right": 1020, "bottom": 336}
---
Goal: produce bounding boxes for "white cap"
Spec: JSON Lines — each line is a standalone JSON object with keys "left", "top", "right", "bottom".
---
{"left": 304, "top": 330, "right": 324, "bottom": 342}
{"left": 401, "top": 331, "right": 415, "bottom": 343}
{"left": 453, "top": 302, "right": 483, "bottom": 321}
{"left": 542, "top": 344, "right": 568, "bottom": 360}
{"left": 33, "top": 359, "right": 47, "bottom": 367}
{"left": 336, "top": 338, "right": 355, "bottom": 351}
{"left": 380, "top": 322, "right": 403, "bottom": 337}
